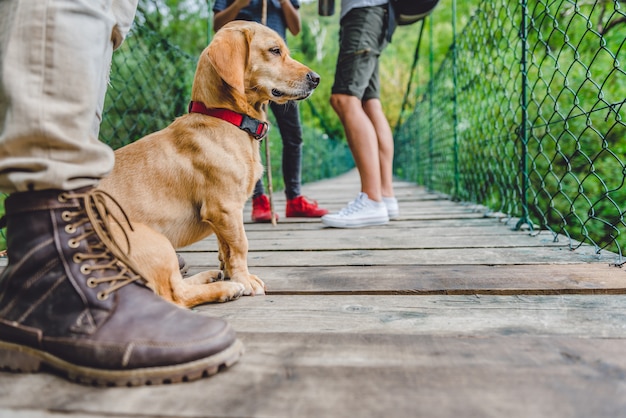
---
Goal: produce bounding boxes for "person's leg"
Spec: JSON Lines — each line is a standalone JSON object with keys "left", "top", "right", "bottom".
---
{"left": 363, "top": 98, "right": 394, "bottom": 199}
{"left": 0, "top": 0, "right": 117, "bottom": 192}
{"left": 253, "top": 178, "right": 265, "bottom": 198}
{"left": 330, "top": 94, "right": 383, "bottom": 201}
{"left": 363, "top": 97, "right": 399, "bottom": 219}
{"left": 328, "top": 6, "right": 388, "bottom": 203}
{"left": 270, "top": 101, "right": 302, "bottom": 200}
{"left": 360, "top": 25, "right": 398, "bottom": 218}
{"left": 322, "top": 6, "right": 389, "bottom": 227}
{"left": 0, "top": 0, "right": 242, "bottom": 386}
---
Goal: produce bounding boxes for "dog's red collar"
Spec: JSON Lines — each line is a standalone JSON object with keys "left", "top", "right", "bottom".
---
{"left": 188, "top": 101, "right": 269, "bottom": 140}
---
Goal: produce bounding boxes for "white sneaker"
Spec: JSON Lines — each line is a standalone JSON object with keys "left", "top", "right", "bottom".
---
{"left": 321, "top": 193, "right": 389, "bottom": 228}
{"left": 383, "top": 197, "right": 399, "bottom": 219}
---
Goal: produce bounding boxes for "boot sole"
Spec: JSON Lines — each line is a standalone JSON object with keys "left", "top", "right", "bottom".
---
{"left": 0, "top": 338, "right": 244, "bottom": 387}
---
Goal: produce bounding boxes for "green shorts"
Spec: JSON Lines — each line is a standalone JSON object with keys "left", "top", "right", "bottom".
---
{"left": 331, "top": 6, "right": 389, "bottom": 101}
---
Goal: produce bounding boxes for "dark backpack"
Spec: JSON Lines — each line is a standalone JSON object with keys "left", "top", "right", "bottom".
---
{"left": 392, "top": 0, "right": 440, "bottom": 25}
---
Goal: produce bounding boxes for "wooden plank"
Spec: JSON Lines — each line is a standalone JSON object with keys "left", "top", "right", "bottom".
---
{"left": 1, "top": 295, "right": 625, "bottom": 418}
{"left": 190, "top": 222, "right": 560, "bottom": 243}
{"left": 244, "top": 209, "right": 488, "bottom": 222}
{"left": 1, "top": 334, "right": 624, "bottom": 418}
{"left": 180, "top": 246, "right": 618, "bottom": 267}
{"left": 182, "top": 264, "right": 626, "bottom": 294}
{"left": 244, "top": 225, "right": 534, "bottom": 238}
{"left": 196, "top": 294, "right": 626, "bottom": 337}
{"left": 2, "top": 334, "right": 624, "bottom": 418}
{"left": 0, "top": 410, "right": 135, "bottom": 418}
{"left": 241, "top": 216, "right": 522, "bottom": 231}
{"left": 184, "top": 232, "right": 567, "bottom": 252}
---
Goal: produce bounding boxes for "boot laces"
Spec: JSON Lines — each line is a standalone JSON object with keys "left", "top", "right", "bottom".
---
{"left": 60, "top": 189, "right": 145, "bottom": 301}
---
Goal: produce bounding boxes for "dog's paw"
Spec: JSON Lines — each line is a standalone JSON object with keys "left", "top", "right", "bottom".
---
{"left": 214, "top": 281, "right": 246, "bottom": 302}
{"left": 209, "top": 270, "right": 225, "bottom": 282}
{"left": 238, "top": 274, "right": 266, "bottom": 296}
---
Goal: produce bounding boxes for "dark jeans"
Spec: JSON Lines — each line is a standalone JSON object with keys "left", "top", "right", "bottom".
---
{"left": 254, "top": 101, "right": 303, "bottom": 200}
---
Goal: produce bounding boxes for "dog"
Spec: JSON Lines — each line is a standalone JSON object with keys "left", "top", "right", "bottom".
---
{"left": 99, "top": 21, "right": 320, "bottom": 307}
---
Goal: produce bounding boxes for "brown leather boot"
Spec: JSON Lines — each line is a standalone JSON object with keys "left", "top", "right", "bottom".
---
{"left": 0, "top": 187, "right": 243, "bottom": 386}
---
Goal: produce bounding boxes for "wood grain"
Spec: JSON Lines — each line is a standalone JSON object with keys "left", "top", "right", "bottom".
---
{"left": 1, "top": 169, "right": 625, "bottom": 418}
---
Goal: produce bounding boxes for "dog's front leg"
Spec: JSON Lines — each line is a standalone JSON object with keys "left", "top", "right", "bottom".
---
{"left": 204, "top": 206, "right": 265, "bottom": 296}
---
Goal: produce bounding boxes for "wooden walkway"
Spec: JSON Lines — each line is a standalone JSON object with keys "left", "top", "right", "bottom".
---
{"left": 2, "top": 169, "right": 626, "bottom": 418}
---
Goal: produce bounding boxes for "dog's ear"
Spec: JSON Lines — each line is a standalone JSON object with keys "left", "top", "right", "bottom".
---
{"left": 206, "top": 26, "right": 251, "bottom": 97}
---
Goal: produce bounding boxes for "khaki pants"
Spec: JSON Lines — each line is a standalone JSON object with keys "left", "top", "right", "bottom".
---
{"left": 0, "top": 0, "right": 137, "bottom": 193}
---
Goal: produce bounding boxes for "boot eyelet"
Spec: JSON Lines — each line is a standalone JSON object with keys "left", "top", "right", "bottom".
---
{"left": 87, "top": 278, "right": 97, "bottom": 288}
{"left": 65, "top": 224, "right": 77, "bottom": 234}
{"left": 62, "top": 211, "right": 73, "bottom": 221}
{"left": 97, "top": 291, "right": 108, "bottom": 301}
{"left": 68, "top": 239, "right": 80, "bottom": 249}
{"left": 58, "top": 193, "right": 69, "bottom": 203}
{"left": 80, "top": 265, "right": 91, "bottom": 274}
{"left": 73, "top": 253, "right": 84, "bottom": 263}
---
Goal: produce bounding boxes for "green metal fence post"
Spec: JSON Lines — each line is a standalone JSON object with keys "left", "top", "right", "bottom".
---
{"left": 451, "top": 0, "right": 459, "bottom": 199}
{"left": 516, "top": 0, "right": 532, "bottom": 230}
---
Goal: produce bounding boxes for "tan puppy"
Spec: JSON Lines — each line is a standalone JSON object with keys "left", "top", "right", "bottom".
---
{"left": 99, "top": 21, "right": 320, "bottom": 306}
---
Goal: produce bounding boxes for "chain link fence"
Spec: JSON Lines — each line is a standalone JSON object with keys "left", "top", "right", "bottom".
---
{"left": 394, "top": 0, "right": 626, "bottom": 261}
{"left": 100, "top": 25, "right": 197, "bottom": 150}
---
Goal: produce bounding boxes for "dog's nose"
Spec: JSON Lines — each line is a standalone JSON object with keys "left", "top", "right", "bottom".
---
{"left": 307, "top": 71, "right": 321, "bottom": 89}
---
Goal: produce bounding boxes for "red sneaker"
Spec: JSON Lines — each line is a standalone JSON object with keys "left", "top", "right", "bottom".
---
{"left": 252, "top": 194, "right": 278, "bottom": 223}
{"left": 286, "top": 195, "right": 329, "bottom": 218}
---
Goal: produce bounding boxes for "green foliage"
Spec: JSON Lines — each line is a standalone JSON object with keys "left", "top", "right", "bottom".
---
{"left": 100, "top": 26, "right": 196, "bottom": 149}
{"left": 288, "top": 4, "right": 343, "bottom": 143}
{"left": 136, "top": 0, "right": 212, "bottom": 55}
{"left": 394, "top": 0, "right": 626, "bottom": 257}
{"left": 298, "top": 19, "right": 317, "bottom": 62}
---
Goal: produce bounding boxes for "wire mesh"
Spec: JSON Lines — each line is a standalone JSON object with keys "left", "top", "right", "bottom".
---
{"left": 100, "top": 25, "right": 197, "bottom": 149}
{"left": 394, "top": 0, "right": 626, "bottom": 261}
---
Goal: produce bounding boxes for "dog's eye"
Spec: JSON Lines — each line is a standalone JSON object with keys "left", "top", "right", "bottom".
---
{"left": 269, "top": 47, "right": 281, "bottom": 56}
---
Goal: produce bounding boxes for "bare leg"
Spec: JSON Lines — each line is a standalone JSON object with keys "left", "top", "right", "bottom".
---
{"left": 330, "top": 93, "right": 383, "bottom": 202}
{"left": 363, "top": 98, "right": 395, "bottom": 198}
